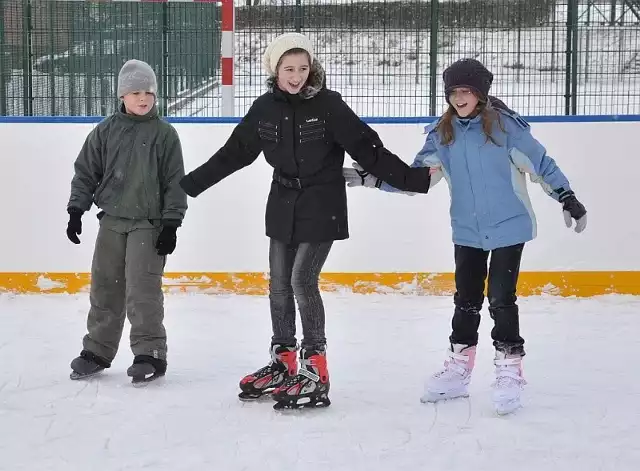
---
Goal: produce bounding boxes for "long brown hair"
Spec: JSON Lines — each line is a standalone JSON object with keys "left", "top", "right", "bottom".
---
{"left": 436, "top": 95, "right": 505, "bottom": 146}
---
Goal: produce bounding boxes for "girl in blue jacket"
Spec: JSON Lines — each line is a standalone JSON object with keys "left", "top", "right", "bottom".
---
{"left": 344, "top": 58, "right": 587, "bottom": 415}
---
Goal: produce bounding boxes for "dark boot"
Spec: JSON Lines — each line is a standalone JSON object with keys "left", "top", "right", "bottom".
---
{"left": 127, "top": 355, "right": 167, "bottom": 385}
{"left": 70, "top": 350, "right": 111, "bottom": 380}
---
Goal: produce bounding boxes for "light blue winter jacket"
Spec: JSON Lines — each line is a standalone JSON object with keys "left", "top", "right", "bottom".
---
{"left": 380, "top": 109, "right": 571, "bottom": 250}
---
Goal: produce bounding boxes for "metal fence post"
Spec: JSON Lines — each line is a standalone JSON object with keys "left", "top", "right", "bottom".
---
{"left": 550, "top": 1, "right": 557, "bottom": 83}
{"left": 0, "top": 0, "right": 6, "bottom": 116}
{"left": 295, "top": 0, "right": 301, "bottom": 33}
{"left": 570, "top": 0, "right": 578, "bottom": 114}
{"left": 48, "top": 1, "right": 57, "bottom": 115}
{"left": 21, "top": 0, "right": 32, "bottom": 115}
{"left": 564, "top": 0, "right": 576, "bottom": 115}
{"left": 429, "top": 0, "right": 439, "bottom": 116}
{"left": 584, "top": 1, "right": 591, "bottom": 85}
{"left": 609, "top": 0, "right": 617, "bottom": 26}
{"left": 161, "top": 2, "right": 168, "bottom": 116}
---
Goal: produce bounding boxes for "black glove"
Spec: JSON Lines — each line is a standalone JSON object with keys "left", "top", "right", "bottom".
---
{"left": 155, "top": 220, "right": 181, "bottom": 256}
{"left": 66, "top": 208, "right": 84, "bottom": 244}
{"left": 555, "top": 188, "right": 587, "bottom": 233}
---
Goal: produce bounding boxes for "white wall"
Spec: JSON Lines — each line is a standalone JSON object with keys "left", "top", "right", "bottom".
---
{"left": 1, "top": 120, "right": 637, "bottom": 273}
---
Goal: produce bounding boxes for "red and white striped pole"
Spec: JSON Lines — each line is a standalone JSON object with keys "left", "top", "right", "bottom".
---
{"left": 220, "top": 0, "right": 235, "bottom": 117}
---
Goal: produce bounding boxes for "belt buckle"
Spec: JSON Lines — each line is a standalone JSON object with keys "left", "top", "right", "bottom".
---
{"left": 291, "top": 177, "right": 302, "bottom": 190}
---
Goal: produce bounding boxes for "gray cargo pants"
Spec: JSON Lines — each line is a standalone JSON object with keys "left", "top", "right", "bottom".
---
{"left": 82, "top": 215, "right": 167, "bottom": 363}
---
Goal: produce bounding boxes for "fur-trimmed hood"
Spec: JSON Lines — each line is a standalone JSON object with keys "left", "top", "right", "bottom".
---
{"left": 266, "top": 58, "right": 326, "bottom": 100}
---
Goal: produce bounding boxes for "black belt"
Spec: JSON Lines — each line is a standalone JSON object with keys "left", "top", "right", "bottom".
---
{"left": 272, "top": 171, "right": 342, "bottom": 190}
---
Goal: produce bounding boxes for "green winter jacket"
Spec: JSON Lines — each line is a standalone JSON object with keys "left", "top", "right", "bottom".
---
{"left": 67, "top": 104, "right": 187, "bottom": 222}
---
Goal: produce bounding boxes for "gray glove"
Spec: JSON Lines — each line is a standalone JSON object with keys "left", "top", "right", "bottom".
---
{"left": 343, "top": 162, "right": 381, "bottom": 188}
{"left": 563, "top": 209, "right": 587, "bottom": 233}
{"left": 557, "top": 189, "right": 587, "bottom": 233}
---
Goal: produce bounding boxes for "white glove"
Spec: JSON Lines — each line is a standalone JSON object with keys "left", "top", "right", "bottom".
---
{"left": 342, "top": 162, "right": 381, "bottom": 188}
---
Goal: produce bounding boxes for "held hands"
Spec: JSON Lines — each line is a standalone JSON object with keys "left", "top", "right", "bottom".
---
{"left": 342, "top": 162, "right": 382, "bottom": 188}
{"left": 557, "top": 189, "right": 587, "bottom": 233}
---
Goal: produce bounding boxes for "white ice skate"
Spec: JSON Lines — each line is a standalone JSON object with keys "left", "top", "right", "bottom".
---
{"left": 421, "top": 344, "right": 476, "bottom": 403}
{"left": 492, "top": 351, "right": 526, "bottom": 415}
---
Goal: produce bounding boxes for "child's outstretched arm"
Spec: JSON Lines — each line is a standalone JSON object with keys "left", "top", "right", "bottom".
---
{"left": 180, "top": 104, "right": 263, "bottom": 197}
{"left": 327, "top": 93, "right": 431, "bottom": 193}
{"left": 344, "top": 132, "right": 444, "bottom": 195}
{"left": 508, "top": 125, "right": 587, "bottom": 232}
{"left": 380, "top": 133, "right": 444, "bottom": 194}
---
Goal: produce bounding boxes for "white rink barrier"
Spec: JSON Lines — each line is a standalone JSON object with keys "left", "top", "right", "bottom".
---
{"left": 1, "top": 115, "right": 639, "bottom": 296}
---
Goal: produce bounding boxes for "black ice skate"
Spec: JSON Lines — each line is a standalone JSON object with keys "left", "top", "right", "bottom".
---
{"left": 238, "top": 344, "right": 298, "bottom": 401}
{"left": 127, "top": 355, "right": 167, "bottom": 386}
{"left": 69, "top": 350, "right": 110, "bottom": 380}
{"left": 272, "top": 347, "right": 330, "bottom": 410}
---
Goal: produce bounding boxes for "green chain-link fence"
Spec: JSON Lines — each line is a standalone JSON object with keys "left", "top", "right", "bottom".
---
{"left": 235, "top": 0, "right": 640, "bottom": 117}
{"left": 1, "top": 0, "right": 639, "bottom": 117}
{"left": 0, "top": 0, "right": 221, "bottom": 116}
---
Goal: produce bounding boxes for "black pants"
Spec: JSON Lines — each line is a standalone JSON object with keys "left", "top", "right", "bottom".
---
{"left": 269, "top": 238, "right": 333, "bottom": 349}
{"left": 450, "top": 243, "right": 525, "bottom": 356}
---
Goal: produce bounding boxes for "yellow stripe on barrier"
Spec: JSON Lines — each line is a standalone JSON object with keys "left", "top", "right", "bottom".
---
{"left": 0, "top": 272, "right": 638, "bottom": 296}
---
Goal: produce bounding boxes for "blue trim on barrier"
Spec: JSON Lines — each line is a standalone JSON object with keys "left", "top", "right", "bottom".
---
{"left": 1, "top": 115, "right": 640, "bottom": 124}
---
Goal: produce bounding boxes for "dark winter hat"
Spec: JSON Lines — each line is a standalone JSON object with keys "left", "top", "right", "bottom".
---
{"left": 117, "top": 59, "right": 157, "bottom": 98}
{"left": 443, "top": 58, "right": 493, "bottom": 102}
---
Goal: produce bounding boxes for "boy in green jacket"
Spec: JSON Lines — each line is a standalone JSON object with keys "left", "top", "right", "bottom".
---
{"left": 66, "top": 59, "right": 187, "bottom": 385}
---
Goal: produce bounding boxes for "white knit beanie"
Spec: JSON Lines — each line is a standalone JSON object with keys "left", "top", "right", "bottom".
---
{"left": 117, "top": 59, "right": 157, "bottom": 97}
{"left": 262, "top": 32, "right": 314, "bottom": 76}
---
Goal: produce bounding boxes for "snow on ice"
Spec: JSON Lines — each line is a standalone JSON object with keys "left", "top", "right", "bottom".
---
{"left": 1, "top": 292, "right": 639, "bottom": 470}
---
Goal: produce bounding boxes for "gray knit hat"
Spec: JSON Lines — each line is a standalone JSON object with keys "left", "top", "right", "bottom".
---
{"left": 117, "top": 59, "right": 157, "bottom": 97}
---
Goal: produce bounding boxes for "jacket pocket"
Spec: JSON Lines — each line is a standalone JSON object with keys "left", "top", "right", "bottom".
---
{"left": 299, "top": 120, "right": 325, "bottom": 144}
{"left": 93, "top": 167, "right": 117, "bottom": 205}
{"left": 258, "top": 121, "right": 279, "bottom": 143}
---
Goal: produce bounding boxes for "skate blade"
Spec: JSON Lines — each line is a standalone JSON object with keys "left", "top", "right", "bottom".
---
{"left": 238, "top": 391, "right": 274, "bottom": 402}
{"left": 273, "top": 397, "right": 331, "bottom": 411}
{"left": 420, "top": 390, "right": 469, "bottom": 403}
{"left": 495, "top": 400, "right": 521, "bottom": 416}
{"left": 70, "top": 369, "right": 104, "bottom": 381}
{"left": 131, "top": 373, "right": 165, "bottom": 388}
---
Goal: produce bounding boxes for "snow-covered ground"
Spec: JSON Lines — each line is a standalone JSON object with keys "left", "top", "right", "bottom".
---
{"left": 184, "top": 20, "right": 640, "bottom": 117}
{"left": 1, "top": 292, "right": 639, "bottom": 470}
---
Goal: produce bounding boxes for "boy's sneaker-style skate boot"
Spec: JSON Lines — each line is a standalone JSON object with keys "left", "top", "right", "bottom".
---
{"left": 492, "top": 351, "right": 526, "bottom": 415}
{"left": 70, "top": 350, "right": 111, "bottom": 380}
{"left": 421, "top": 344, "right": 476, "bottom": 403}
{"left": 272, "top": 346, "right": 331, "bottom": 410}
{"left": 238, "top": 344, "right": 298, "bottom": 401}
{"left": 127, "top": 355, "right": 167, "bottom": 386}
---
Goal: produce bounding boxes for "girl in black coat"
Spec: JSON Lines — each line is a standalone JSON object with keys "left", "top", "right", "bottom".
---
{"left": 179, "top": 33, "right": 432, "bottom": 410}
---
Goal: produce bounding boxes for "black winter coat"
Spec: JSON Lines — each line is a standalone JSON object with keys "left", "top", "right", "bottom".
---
{"left": 180, "top": 67, "right": 431, "bottom": 243}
